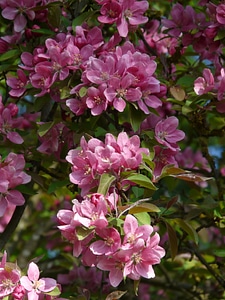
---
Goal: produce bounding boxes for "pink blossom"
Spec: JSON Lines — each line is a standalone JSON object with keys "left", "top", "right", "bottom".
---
{"left": 1, "top": 0, "right": 36, "bottom": 32}
{"left": 7, "top": 70, "right": 28, "bottom": 98}
{"left": 175, "top": 147, "right": 211, "bottom": 172}
{"left": 194, "top": 68, "right": 214, "bottom": 95}
{"left": 30, "top": 63, "right": 54, "bottom": 97}
{"left": 90, "top": 227, "right": 121, "bottom": 255}
{"left": 98, "top": 1, "right": 122, "bottom": 24}
{"left": 162, "top": 3, "right": 195, "bottom": 37}
{"left": 216, "top": 68, "right": 225, "bottom": 101}
{"left": 20, "top": 262, "right": 57, "bottom": 300}
{"left": 0, "top": 152, "right": 31, "bottom": 216}
{"left": 216, "top": 4, "right": 225, "bottom": 25}
{"left": 122, "top": 214, "right": 153, "bottom": 249}
{"left": 12, "top": 284, "right": 26, "bottom": 299}
{"left": 37, "top": 123, "right": 75, "bottom": 160}
{"left": 97, "top": 255, "right": 124, "bottom": 287}
{"left": 116, "top": 0, "right": 149, "bottom": 37}
{"left": 86, "top": 84, "right": 109, "bottom": 115}
{"left": 153, "top": 146, "right": 178, "bottom": 179}
{"left": 0, "top": 96, "right": 24, "bottom": 144}
{"left": 66, "top": 132, "right": 149, "bottom": 195}
{"left": 120, "top": 234, "right": 165, "bottom": 281}
{"left": 0, "top": 251, "right": 21, "bottom": 297}
{"left": 155, "top": 116, "right": 185, "bottom": 151}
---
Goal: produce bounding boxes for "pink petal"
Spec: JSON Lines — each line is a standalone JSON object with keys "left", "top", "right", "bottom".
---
{"left": 14, "top": 14, "right": 27, "bottom": 32}
{"left": 6, "top": 190, "right": 25, "bottom": 206}
{"left": 7, "top": 131, "right": 24, "bottom": 144}
{"left": 38, "top": 278, "right": 57, "bottom": 292}
{"left": 20, "top": 276, "right": 33, "bottom": 291}
{"left": 2, "top": 7, "right": 18, "bottom": 20}
{"left": 27, "top": 262, "right": 40, "bottom": 282}
{"left": 0, "top": 196, "right": 8, "bottom": 217}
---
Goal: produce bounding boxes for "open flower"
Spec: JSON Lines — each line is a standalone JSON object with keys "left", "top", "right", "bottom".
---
{"left": 20, "top": 262, "right": 57, "bottom": 300}
{"left": 155, "top": 116, "right": 185, "bottom": 151}
{"left": 0, "top": 251, "right": 21, "bottom": 298}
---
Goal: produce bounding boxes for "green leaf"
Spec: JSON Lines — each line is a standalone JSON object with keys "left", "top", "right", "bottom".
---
{"left": 76, "top": 227, "right": 94, "bottom": 240}
{"left": 97, "top": 173, "right": 116, "bottom": 195}
{"left": 0, "top": 49, "right": 20, "bottom": 61}
{"left": 16, "top": 184, "right": 37, "bottom": 196}
{"left": 126, "top": 173, "right": 157, "bottom": 190}
{"left": 37, "top": 122, "right": 55, "bottom": 137}
{"left": 46, "top": 286, "right": 61, "bottom": 297}
{"left": 72, "top": 11, "right": 95, "bottom": 29}
{"left": 213, "top": 249, "right": 225, "bottom": 257}
{"left": 47, "top": 179, "right": 70, "bottom": 193}
{"left": 142, "top": 153, "right": 155, "bottom": 169}
{"left": 165, "top": 221, "right": 178, "bottom": 260}
{"left": 214, "top": 29, "right": 225, "bottom": 41}
{"left": 128, "top": 103, "right": 146, "bottom": 132}
{"left": 79, "top": 86, "right": 88, "bottom": 97}
{"left": 129, "top": 202, "right": 160, "bottom": 214}
{"left": 174, "top": 218, "right": 199, "bottom": 244}
{"left": 48, "top": 4, "right": 61, "bottom": 28}
{"left": 31, "top": 28, "right": 55, "bottom": 35}
{"left": 134, "top": 212, "right": 151, "bottom": 225}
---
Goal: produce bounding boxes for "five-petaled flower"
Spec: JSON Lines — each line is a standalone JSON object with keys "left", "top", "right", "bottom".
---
{"left": 20, "top": 262, "right": 57, "bottom": 300}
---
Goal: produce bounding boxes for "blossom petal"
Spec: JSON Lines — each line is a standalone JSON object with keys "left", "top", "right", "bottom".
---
{"left": 27, "top": 262, "right": 40, "bottom": 282}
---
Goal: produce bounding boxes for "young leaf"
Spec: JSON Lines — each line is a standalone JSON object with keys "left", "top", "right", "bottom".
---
{"left": 173, "top": 173, "right": 212, "bottom": 183}
{"left": 37, "top": 122, "right": 55, "bottom": 137}
{"left": 76, "top": 227, "right": 94, "bottom": 241}
{"left": 46, "top": 286, "right": 61, "bottom": 297}
{"left": 97, "top": 173, "right": 116, "bottom": 195}
{"left": 134, "top": 212, "right": 151, "bottom": 225}
{"left": 170, "top": 86, "right": 186, "bottom": 101}
{"left": 129, "top": 202, "right": 160, "bottom": 214}
{"left": 126, "top": 174, "right": 157, "bottom": 190}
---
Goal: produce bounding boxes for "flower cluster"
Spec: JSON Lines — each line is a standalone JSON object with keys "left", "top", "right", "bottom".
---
{"left": 0, "top": 95, "right": 24, "bottom": 144}
{"left": 37, "top": 122, "right": 75, "bottom": 160}
{"left": 0, "top": 152, "right": 31, "bottom": 217}
{"left": 57, "top": 193, "right": 165, "bottom": 287}
{"left": 96, "top": 0, "right": 149, "bottom": 38}
{"left": 194, "top": 67, "right": 225, "bottom": 113}
{"left": 7, "top": 23, "right": 165, "bottom": 115}
{"left": 0, "top": 251, "right": 60, "bottom": 300}
{"left": 66, "top": 131, "right": 149, "bottom": 195}
{"left": 0, "top": 0, "right": 59, "bottom": 33}
{"left": 141, "top": 114, "right": 185, "bottom": 179}
{"left": 162, "top": 2, "right": 223, "bottom": 62}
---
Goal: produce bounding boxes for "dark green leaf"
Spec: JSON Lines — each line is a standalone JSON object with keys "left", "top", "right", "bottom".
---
{"left": 174, "top": 218, "right": 199, "bottom": 244}
{"left": 165, "top": 221, "right": 178, "bottom": 260}
{"left": 47, "top": 179, "right": 70, "bottom": 194}
{"left": 128, "top": 103, "right": 146, "bottom": 132}
{"left": 0, "top": 49, "right": 20, "bottom": 61}
{"left": 72, "top": 11, "right": 95, "bottom": 29}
